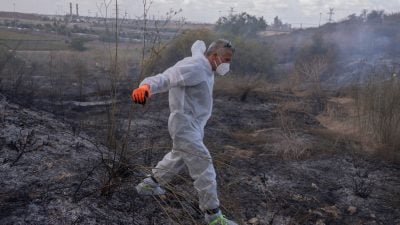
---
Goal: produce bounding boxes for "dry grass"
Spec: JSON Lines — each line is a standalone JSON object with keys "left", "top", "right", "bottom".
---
{"left": 231, "top": 98, "right": 314, "bottom": 160}
{"left": 315, "top": 86, "right": 400, "bottom": 162}
{"left": 351, "top": 77, "right": 400, "bottom": 161}
{"left": 278, "top": 100, "right": 308, "bottom": 112}
{"left": 316, "top": 115, "right": 357, "bottom": 139}
{"left": 315, "top": 96, "right": 375, "bottom": 153}
{"left": 231, "top": 130, "right": 273, "bottom": 146}
{"left": 272, "top": 131, "right": 312, "bottom": 160}
{"left": 317, "top": 97, "right": 357, "bottom": 136}
{"left": 221, "top": 145, "right": 255, "bottom": 159}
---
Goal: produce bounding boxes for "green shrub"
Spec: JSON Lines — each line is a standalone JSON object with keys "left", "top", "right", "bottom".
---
{"left": 142, "top": 28, "right": 215, "bottom": 75}
{"left": 0, "top": 46, "right": 13, "bottom": 73}
{"left": 295, "top": 33, "right": 336, "bottom": 62}
{"left": 145, "top": 29, "right": 275, "bottom": 77}
{"left": 69, "top": 38, "right": 88, "bottom": 51}
{"left": 215, "top": 12, "right": 267, "bottom": 38}
{"left": 231, "top": 37, "right": 275, "bottom": 76}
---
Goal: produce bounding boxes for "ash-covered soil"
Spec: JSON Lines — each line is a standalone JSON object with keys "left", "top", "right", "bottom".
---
{"left": 1, "top": 92, "right": 399, "bottom": 225}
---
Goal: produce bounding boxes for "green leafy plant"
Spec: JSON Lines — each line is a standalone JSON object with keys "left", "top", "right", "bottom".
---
{"left": 69, "top": 38, "right": 88, "bottom": 51}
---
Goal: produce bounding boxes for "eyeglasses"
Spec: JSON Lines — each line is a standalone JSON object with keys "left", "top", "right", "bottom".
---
{"left": 224, "top": 41, "right": 235, "bottom": 52}
{"left": 224, "top": 41, "right": 232, "bottom": 48}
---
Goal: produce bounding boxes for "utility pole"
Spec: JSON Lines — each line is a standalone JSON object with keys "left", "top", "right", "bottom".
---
{"left": 115, "top": 0, "right": 119, "bottom": 77}
{"left": 361, "top": 9, "right": 367, "bottom": 22}
{"left": 68, "top": 2, "right": 72, "bottom": 23}
{"left": 327, "top": 8, "right": 334, "bottom": 23}
{"left": 319, "top": 12, "right": 322, "bottom": 27}
{"left": 13, "top": 2, "right": 16, "bottom": 25}
{"left": 229, "top": 7, "right": 236, "bottom": 16}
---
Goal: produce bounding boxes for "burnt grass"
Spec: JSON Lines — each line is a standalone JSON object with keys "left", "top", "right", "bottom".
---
{"left": 1, "top": 90, "right": 399, "bottom": 225}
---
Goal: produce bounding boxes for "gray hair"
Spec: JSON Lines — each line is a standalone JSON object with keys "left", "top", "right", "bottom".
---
{"left": 206, "top": 39, "right": 235, "bottom": 56}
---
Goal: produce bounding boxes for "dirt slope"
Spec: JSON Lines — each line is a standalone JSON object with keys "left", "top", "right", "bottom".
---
{"left": 1, "top": 92, "right": 399, "bottom": 225}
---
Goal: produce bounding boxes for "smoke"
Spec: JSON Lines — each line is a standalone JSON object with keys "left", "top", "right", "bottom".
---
{"left": 327, "top": 13, "right": 400, "bottom": 86}
{"left": 271, "top": 11, "right": 400, "bottom": 88}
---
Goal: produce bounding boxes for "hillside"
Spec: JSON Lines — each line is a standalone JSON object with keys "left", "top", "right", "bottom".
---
{"left": 1, "top": 91, "right": 399, "bottom": 224}
{"left": 0, "top": 11, "right": 44, "bottom": 21}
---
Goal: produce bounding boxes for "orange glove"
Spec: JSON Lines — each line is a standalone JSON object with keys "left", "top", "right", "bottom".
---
{"left": 131, "top": 84, "right": 150, "bottom": 104}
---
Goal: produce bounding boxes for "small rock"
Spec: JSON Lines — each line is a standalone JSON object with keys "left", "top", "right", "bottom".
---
{"left": 248, "top": 217, "right": 259, "bottom": 224}
{"left": 315, "top": 219, "right": 325, "bottom": 225}
{"left": 347, "top": 206, "right": 357, "bottom": 215}
{"left": 321, "top": 205, "right": 340, "bottom": 219}
{"left": 311, "top": 183, "right": 319, "bottom": 190}
{"left": 370, "top": 213, "right": 376, "bottom": 218}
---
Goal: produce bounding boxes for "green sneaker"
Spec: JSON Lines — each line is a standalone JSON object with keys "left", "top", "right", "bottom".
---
{"left": 206, "top": 212, "right": 238, "bottom": 225}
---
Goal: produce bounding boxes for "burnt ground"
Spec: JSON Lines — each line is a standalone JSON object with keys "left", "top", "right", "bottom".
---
{"left": 0, "top": 91, "right": 399, "bottom": 225}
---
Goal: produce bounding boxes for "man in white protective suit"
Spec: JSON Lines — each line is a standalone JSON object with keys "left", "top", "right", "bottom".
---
{"left": 131, "top": 39, "right": 237, "bottom": 225}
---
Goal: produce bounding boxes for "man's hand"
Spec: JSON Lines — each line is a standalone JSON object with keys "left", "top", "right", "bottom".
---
{"left": 131, "top": 84, "right": 150, "bottom": 105}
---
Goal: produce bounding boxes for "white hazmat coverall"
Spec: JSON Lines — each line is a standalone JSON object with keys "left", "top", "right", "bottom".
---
{"left": 140, "top": 40, "right": 218, "bottom": 211}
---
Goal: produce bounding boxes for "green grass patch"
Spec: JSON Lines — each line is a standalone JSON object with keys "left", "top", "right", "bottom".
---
{"left": 0, "top": 29, "right": 68, "bottom": 50}
{"left": 0, "top": 29, "right": 51, "bottom": 40}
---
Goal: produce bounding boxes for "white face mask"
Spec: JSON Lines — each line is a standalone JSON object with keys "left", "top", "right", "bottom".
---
{"left": 214, "top": 56, "right": 230, "bottom": 76}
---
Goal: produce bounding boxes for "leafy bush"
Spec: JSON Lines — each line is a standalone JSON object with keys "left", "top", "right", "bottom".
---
{"left": 215, "top": 12, "right": 267, "bottom": 38}
{"left": 143, "top": 28, "right": 215, "bottom": 75}
{"left": 69, "top": 38, "right": 88, "bottom": 51}
{"left": 231, "top": 37, "right": 275, "bottom": 75}
{"left": 367, "top": 10, "right": 384, "bottom": 24}
{"left": 295, "top": 33, "right": 336, "bottom": 62}
{"left": 0, "top": 46, "right": 13, "bottom": 73}
{"left": 146, "top": 29, "right": 275, "bottom": 77}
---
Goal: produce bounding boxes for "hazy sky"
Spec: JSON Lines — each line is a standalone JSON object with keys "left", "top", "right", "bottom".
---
{"left": 1, "top": 0, "right": 399, "bottom": 27}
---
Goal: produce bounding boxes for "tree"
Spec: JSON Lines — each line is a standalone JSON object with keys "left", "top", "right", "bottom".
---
{"left": 273, "top": 16, "right": 283, "bottom": 29}
{"left": 367, "top": 10, "right": 384, "bottom": 24}
{"left": 69, "top": 38, "right": 88, "bottom": 51}
{"left": 232, "top": 38, "right": 275, "bottom": 75}
{"left": 294, "top": 33, "right": 337, "bottom": 94}
{"left": 344, "top": 13, "right": 362, "bottom": 24}
{"left": 295, "top": 55, "right": 328, "bottom": 94}
{"left": 215, "top": 12, "right": 267, "bottom": 37}
{"left": 148, "top": 29, "right": 215, "bottom": 74}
